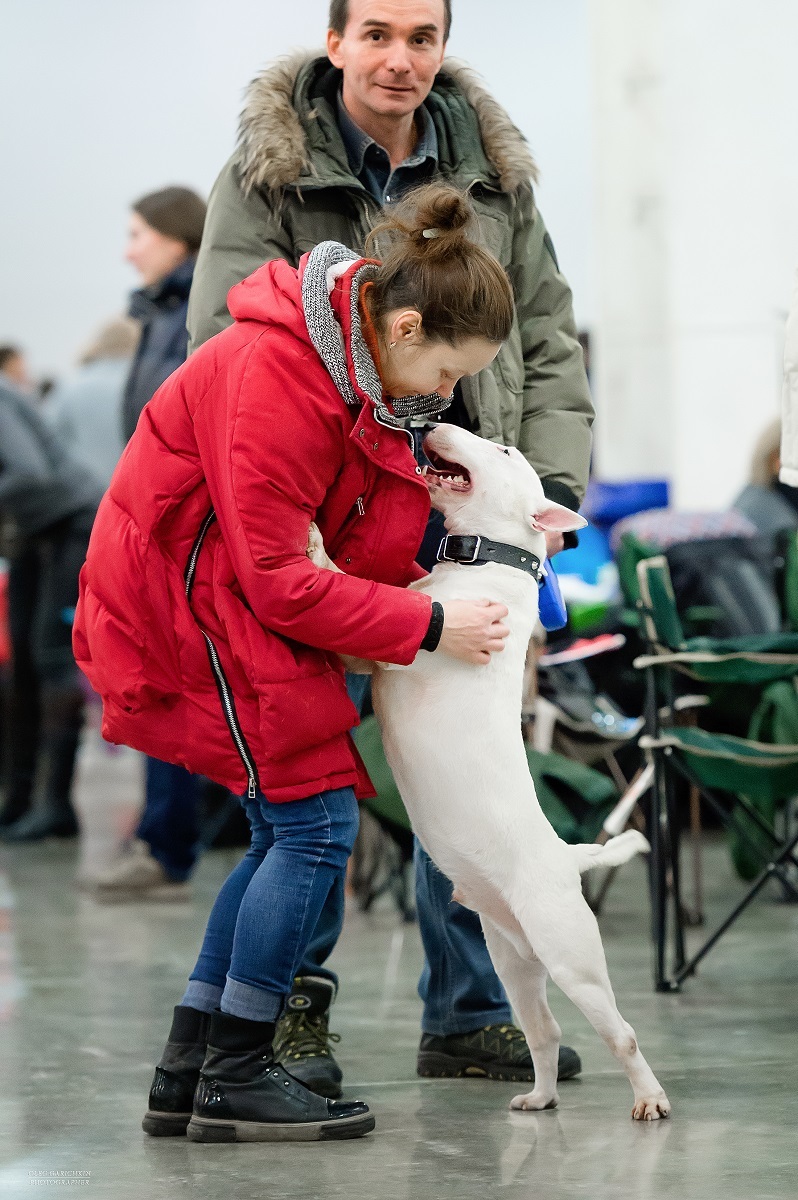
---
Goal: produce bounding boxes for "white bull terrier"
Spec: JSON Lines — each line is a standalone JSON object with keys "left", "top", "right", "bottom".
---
{"left": 308, "top": 423, "right": 670, "bottom": 1122}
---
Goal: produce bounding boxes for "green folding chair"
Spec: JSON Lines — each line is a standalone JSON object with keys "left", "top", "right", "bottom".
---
{"left": 634, "top": 556, "right": 798, "bottom": 992}
{"left": 616, "top": 530, "right": 723, "bottom": 637}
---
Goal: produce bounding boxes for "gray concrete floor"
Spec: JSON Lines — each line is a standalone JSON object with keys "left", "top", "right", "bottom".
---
{"left": 1, "top": 728, "right": 797, "bottom": 1200}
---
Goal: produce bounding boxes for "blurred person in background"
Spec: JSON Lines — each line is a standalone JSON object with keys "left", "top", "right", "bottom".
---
{"left": 732, "top": 417, "right": 798, "bottom": 535}
{"left": 186, "top": 0, "right": 591, "bottom": 1099}
{"left": 122, "top": 186, "right": 206, "bottom": 441}
{"left": 89, "top": 186, "right": 208, "bottom": 901}
{"left": 0, "top": 377, "right": 103, "bottom": 839}
{"left": 0, "top": 345, "right": 33, "bottom": 394}
{"left": 48, "top": 318, "right": 139, "bottom": 490}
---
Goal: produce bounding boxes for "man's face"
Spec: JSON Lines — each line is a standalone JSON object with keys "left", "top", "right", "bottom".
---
{"left": 327, "top": 0, "right": 447, "bottom": 121}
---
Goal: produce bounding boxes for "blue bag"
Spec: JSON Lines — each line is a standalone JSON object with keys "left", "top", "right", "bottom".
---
{"left": 538, "top": 562, "right": 568, "bottom": 631}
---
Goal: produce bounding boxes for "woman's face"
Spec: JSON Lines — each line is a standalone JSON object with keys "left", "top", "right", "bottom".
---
{"left": 378, "top": 308, "right": 501, "bottom": 399}
{"left": 125, "top": 212, "right": 189, "bottom": 287}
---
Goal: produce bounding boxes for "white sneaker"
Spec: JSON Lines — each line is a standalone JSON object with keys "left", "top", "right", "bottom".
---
{"left": 90, "top": 839, "right": 192, "bottom": 903}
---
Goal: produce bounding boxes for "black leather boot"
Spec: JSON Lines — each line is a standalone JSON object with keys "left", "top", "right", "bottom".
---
{"left": 0, "top": 775, "right": 34, "bottom": 829}
{"left": 142, "top": 1005, "right": 212, "bottom": 1136}
{"left": 1, "top": 687, "right": 82, "bottom": 842}
{"left": 0, "top": 797, "right": 78, "bottom": 841}
{"left": 187, "top": 1009, "right": 375, "bottom": 1143}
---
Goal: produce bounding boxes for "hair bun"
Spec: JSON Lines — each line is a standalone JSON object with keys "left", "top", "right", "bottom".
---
{"left": 412, "top": 186, "right": 472, "bottom": 238}
{"left": 404, "top": 187, "right": 473, "bottom": 256}
{"left": 368, "top": 183, "right": 477, "bottom": 259}
{"left": 366, "top": 182, "right": 515, "bottom": 347}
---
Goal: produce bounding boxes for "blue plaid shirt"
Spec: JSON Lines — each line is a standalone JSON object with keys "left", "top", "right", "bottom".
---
{"left": 336, "top": 92, "right": 438, "bottom": 205}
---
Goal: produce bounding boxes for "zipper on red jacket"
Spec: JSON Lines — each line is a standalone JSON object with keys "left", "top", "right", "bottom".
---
{"left": 185, "top": 508, "right": 260, "bottom": 800}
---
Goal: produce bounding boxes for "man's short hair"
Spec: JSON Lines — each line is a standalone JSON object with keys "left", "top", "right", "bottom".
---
{"left": 328, "top": 0, "right": 451, "bottom": 43}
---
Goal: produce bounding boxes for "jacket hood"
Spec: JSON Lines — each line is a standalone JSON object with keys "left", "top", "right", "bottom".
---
{"left": 227, "top": 246, "right": 365, "bottom": 346}
{"left": 227, "top": 249, "right": 366, "bottom": 386}
{"left": 227, "top": 255, "right": 305, "bottom": 334}
{"left": 237, "top": 51, "right": 537, "bottom": 197}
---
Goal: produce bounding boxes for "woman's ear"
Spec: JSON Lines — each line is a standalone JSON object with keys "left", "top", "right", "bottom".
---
{"left": 388, "top": 309, "right": 424, "bottom": 347}
{"left": 528, "top": 501, "right": 588, "bottom": 534}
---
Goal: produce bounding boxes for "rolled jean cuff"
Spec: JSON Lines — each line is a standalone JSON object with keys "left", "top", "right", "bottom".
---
{"left": 180, "top": 979, "right": 224, "bottom": 1015}
{"left": 221, "top": 976, "right": 284, "bottom": 1023}
{"left": 421, "top": 1005, "right": 514, "bottom": 1038}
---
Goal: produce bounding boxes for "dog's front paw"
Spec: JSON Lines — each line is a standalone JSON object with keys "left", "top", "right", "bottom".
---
{"left": 631, "top": 1092, "right": 671, "bottom": 1121}
{"left": 307, "top": 522, "right": 338, "bottom": 571}
{"left": 510, "top": 1090, "right": 559, "bottom": 1112}
{"left": 306, "top": 522, "right": 326, "bottom": 565}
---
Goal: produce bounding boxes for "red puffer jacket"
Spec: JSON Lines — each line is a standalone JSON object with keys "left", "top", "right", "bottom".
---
{"left": 73, "top": 256, "right": 432, "bottom": 802}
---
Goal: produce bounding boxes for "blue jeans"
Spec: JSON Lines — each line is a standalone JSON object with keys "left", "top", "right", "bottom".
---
{"left": 311, "top": 672, "right": 512, "bottom": 1036}
{"left": 414, "top": 840, "right": 512, "bottom": 1035}
{"left": 137, "top": 757, "right": 202, "bottom": 882}
{"left": 182, "top": 787, "right": 359, "bottom": 1022}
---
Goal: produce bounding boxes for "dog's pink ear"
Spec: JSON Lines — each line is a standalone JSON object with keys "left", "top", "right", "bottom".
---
{"left": 528, "top": 501, "right": 588, "bottom": 534}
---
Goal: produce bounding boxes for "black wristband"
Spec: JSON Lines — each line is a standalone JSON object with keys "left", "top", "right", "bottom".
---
{"left": 420, "top": 601, "right": 444, "bottom": 652}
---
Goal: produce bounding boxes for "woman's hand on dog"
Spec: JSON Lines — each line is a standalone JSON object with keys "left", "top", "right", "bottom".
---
{"left": 439, "top": 599, "right": 510, "bottom": 665}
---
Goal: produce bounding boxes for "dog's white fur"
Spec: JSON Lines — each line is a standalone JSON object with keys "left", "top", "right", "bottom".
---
{"left": 308, "top": 425, "right": 670, "bottom": 1121}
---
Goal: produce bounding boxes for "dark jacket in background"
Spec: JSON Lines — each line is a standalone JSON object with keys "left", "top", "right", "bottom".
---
{"left": 733, "top": 482, "right": 798, "bottom": 536}
{"left": 0, "top": 380, "right": 103, "bottom": 539}
{"left": 122, "top": 256, "right": 195, "bottom": 441}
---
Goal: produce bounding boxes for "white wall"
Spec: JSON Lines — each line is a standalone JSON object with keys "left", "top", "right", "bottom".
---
{"left": 7, "top": 0, "right": 795, "bottom": 508}
{"left": 0, "top": 0, "right": 591, "bottom": 377}
{"left": 591, "top": 0, "right": 798, "bottom": 506}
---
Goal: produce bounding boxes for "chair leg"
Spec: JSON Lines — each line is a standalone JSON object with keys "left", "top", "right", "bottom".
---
{"left": 778, "top": 798, "right": 798, "bottom": 902}
{"left": 686, "top": 784, "right": 705, "bottom": 926}
{"left": 677, "top": 708, "right": 705, "bottom": 926}
{"left": 648, "top": 751, "right": 675, "bottom": 992}
{"left": 672, "top": 762, "right": 798, "bottom": 902}
{"left": 663, "top": 755, "right": 687, "bottom": 973}
{"left": 674, "top": 826, "right": 798, "bottom": 986}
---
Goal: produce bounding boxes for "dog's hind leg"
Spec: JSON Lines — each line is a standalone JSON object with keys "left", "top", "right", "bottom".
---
{"left": 480, "top": 915, "right": 561, "bottom": 1112}
{"left": 517, "top": 895, "right": 670, "bottom": 1121}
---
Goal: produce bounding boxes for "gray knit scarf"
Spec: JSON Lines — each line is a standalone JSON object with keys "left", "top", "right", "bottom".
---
{"left": 301, "top": 241, "right": 453, "bottom": 429}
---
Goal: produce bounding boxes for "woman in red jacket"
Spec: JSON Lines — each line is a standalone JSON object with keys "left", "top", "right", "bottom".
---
{"left": 75, "top": 185, "right": 514, "bottom": 1143}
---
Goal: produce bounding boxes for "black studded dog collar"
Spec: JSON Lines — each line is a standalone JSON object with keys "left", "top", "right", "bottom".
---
{"left": 436, "top": 534, "right": 543, "bottom": 583}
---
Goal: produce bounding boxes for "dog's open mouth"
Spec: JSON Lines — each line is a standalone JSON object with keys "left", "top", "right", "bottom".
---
{"left": 421, "top": 450, "right": 472, "bottom": 493}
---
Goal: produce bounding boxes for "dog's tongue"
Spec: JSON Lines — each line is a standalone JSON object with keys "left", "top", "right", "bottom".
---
{"left": 423, "top": 450, "right": 471, "bottom": 487}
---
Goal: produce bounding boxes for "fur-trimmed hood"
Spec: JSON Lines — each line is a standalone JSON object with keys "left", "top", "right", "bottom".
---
{"left": 237, "top": 51, "right": 537, "bottom": 196}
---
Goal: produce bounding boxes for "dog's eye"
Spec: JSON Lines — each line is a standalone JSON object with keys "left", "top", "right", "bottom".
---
{"left": 502, "top": 448, "right": 510, "bottom": 456}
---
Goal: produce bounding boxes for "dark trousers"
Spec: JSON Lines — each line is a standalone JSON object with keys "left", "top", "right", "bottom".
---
{"left": 1, "top": 512, "right": 93, "bottom": 822}
{"left": 136, "top": 758, "right": 202, "bottom": 882}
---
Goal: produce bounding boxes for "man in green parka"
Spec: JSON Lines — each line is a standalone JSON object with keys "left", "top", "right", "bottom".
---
{"left": 188, "top": 0, "right": 591, "bottom": 1102}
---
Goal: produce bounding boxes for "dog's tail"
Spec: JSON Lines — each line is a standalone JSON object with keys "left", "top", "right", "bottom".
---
{"left": 573, "top": 830, "right": 650, "bottom": 874}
